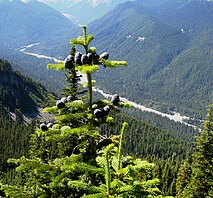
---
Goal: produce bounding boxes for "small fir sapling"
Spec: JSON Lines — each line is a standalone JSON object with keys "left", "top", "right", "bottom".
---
{"left": 1, "top": 26, "right": 163, "bottom": 198}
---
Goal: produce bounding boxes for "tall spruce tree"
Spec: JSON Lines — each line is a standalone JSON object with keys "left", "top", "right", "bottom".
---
{"left": 1, "top": 26, "right": 165, "bottom": 197}
{"left": 180, "top": 102, "right": 213, "bottom": 197}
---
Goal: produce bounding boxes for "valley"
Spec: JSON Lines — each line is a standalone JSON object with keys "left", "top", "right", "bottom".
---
{"left": 19, "top": 42, "right": 200, "bottom": 129}
{"left": 0, "top": 0, "right": 212, "bottom": 197}
{"left": 0, "top": 0, "right": 212, "bottom": 119}
{"left": 19, "top": 43, "right": 61, "bottom": 63}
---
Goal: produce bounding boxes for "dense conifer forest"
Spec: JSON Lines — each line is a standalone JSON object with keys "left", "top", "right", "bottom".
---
{"left": 0, "top": 25, "right": 212, "bottom": 197}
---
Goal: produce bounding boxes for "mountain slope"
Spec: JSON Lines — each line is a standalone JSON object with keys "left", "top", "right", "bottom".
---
{"left": 0, "top": 0, "right": 76, "bottom": 47}
{"left": 89, "top": 0, "right": 213, "bottom": 118}
{"left": 0, "top": 59, "right": 53, "bottom": 115}
{"left": 38, "top": 0, "right": 128, "bottom": 24}
{"left": 0, "top": 0, "right": 77, "bottom": 93}
{"left": 0, "top": 43, "right": 66, "bottom": 93}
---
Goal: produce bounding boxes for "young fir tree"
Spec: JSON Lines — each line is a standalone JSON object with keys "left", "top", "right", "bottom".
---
{"left": 180, "top": 102, "right": 213, "bottom": 197}
{"left": 1, "top": 26, "right": 165, "bottom": 198}
{"left": 175, "top": 158, "right": 192, "bottom": 198}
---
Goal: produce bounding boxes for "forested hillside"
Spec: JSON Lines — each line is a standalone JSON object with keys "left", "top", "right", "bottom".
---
{"left": 0, "top": 0, "right": 76, "bottom": 47}
{"left": 0, "top": 1, "right": 212, "bottom": 197}
{"left": 0, "top": 109, "right": 34, "bottom": 173}
{"left": 0, "top": 58, "right": 54, "bottom": 194}
{"left": 0, "top": 0, "right": 78, "bottom": 92}
{"left": 0, "top": 109, "right": 35, "bottom": 198}
{"left": 1, "top": 26, "right": 210, "bottom": 198}
{"left": 0, "top": 59, "right": 54, "bottom": 115}
{"left": 0, "top": 44, "right": 66, "bottom": 93}
{"left": 176, "top": 102, "right": 213, "bottom": 197}
{"left": 89, "top": 0, "right": 213, "bottom": 118}
{"left": 0, "top": 0, "right": 211, "bottom": 120}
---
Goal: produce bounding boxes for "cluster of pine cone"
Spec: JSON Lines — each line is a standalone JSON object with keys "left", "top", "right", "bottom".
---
{"left": 93, "top": 94, "right": 120, "bottom": 119}
{"left": 64, "top": 51, "right": 109, "bottom": 69}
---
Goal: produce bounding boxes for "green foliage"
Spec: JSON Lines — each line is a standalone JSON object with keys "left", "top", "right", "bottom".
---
{"left": 176, "top": 101, "right": 213, "bottom": 197}
{"left": 0, "top": 110, "right": 34, "bottom": 197}
{"left": 87, "top": 123, "right": 161, "bottom": 197}
{"left": 99, "top": 60, "right": 128, "bottom": 68}
{"left": 1, "top": 26, "right": 163, "bottom": 197}
{"left": 97, "top": 109, "right": 196, "bottom": 197}
{"left": 175, "top": 159, "right": 192, "bottom": 198}
{"left": 47, "top": 62, "right": 64, "bottom": 70}
{"left": 77, "top": 65, "right": 99, "bottom": 74}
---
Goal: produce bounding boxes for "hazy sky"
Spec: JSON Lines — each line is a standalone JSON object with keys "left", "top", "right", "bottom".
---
{"left": 38, "top": 0, "right": 82, "bottom": 3}
{"left": 38, "top": 0, "right": 112, "bottom": 4}
{"left": 37, "top": 0, "right": 113, "bottom": 7}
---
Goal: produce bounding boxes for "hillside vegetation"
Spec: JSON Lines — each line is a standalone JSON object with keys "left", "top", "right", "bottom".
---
{"left": 0, "top": 0, "right": 212, "bottom": 119}
{"left": 0, "top": 59, "right": 54, "bottom": 115}
{"left": 0, "top": 21, "right": 212, "bottom": 197}
{"left": 0, "top": 0, "right": 76, "bottom": 47}
{"left": 90, "top": 0, "right": 213, "bottom": 118}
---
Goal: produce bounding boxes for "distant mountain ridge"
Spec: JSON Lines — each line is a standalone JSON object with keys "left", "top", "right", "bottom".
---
{"left": 38, "top": 0, "right": 128, "bottom": 24}
{"left": 0, "top": 0, "right": 76, "bottom": 47}
{"left": 0, "top": 0, "right": 76, "bottom": 93}
{"left": 89, "top": 0, "right": 213, "bottom": 118}
{"left": 37, "top": 0, "right": 213, "bottom": 25}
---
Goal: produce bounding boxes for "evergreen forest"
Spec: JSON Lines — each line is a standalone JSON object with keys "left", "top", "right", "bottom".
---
{"left": 0, "top": 26, "right": 212, "bottom": 198}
